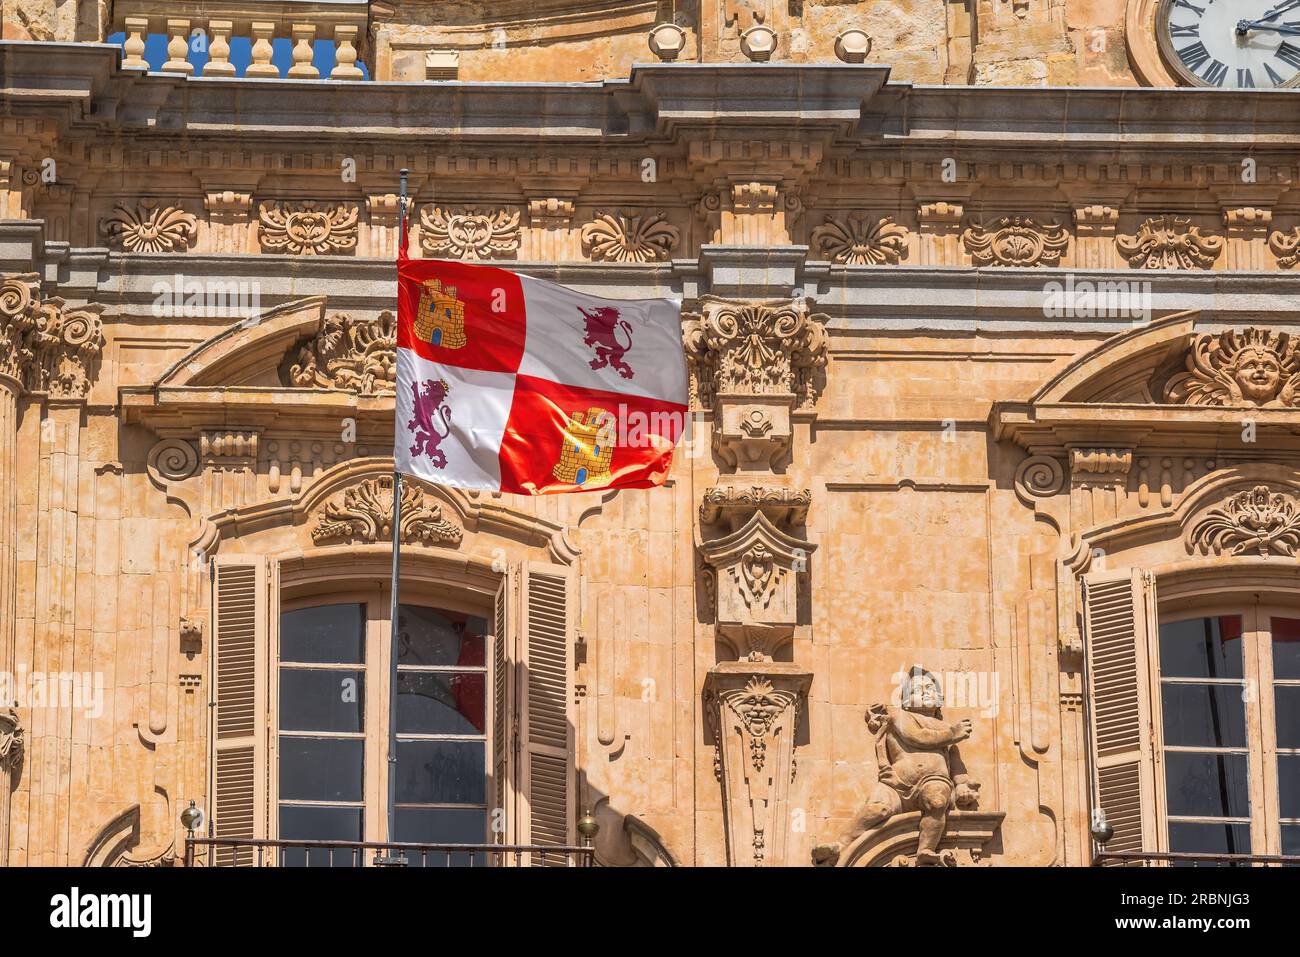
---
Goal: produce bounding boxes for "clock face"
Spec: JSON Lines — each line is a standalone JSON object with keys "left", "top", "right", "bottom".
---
{"left": 1157, "top": 0, "right": 1300, "bottom": 88}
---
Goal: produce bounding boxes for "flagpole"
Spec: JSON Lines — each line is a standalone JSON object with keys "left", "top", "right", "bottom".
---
{"left": 384, "top": 168, "right": 410, "bottom": 861}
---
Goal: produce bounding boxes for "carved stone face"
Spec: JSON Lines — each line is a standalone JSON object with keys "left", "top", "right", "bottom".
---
{"left": 1232, "top": 347, "right": 1283, "bottom": 403}
{"left": 903, "top": 672, "right": 942, "bottom": 713}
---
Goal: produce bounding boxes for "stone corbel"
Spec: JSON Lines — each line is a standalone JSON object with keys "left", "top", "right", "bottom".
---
{"left": 699, "top": 484, "right": 811, "bottom": 531}
{"left": 1069, "top": 446, "right": 1133, "bottom": 526}
{"left": 704, "top": 663, "right": 811, "bottom": 866}
{"left": 698, "top": 510, "right": 816, "bottom": 661}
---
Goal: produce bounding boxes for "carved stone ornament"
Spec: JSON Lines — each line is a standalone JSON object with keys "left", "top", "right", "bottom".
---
{"left": 698, "top": 510, "right": 816, "bottom": 661}
{"left": 282, "top": 312, "right": 397, "bottom": 395}
{"left": 1161, "top": 328, "right": 1300, "bottom": 408}
{"left": 146, "top": 438, "right": 199, "bottom": 484}
{"left": 1268, "top": 226, "right": 1300, "bottom": 268}
{"left": 704, "top": 663, "right": 811, "bottom": 867}
{"left": 811, "top": 214, "right": 908, "bottom": 265}
{"left": 258, "top": 201, "right": 359, "bottom": 255}
{"left": 580, "top": 211, "right": 680, "bottom": 263}
{"left": 699, "top": 484, "right": 811, "bottom": 528}
{"left": 313, "top": 476, "right": 463, "bottom": 547}
{"left": 1116, "top": 215, "right": 1224, "bottom": 269}
{"left": 419, "top": 206, "right": 521, "bottom": 260}
{"left": 1014, "top": 454, "right": 1065, "bottom": 503}
{"left": 1189, "top": 485, "right": 1300, "bottom": 557}
{"left": 812, "top": 668, "right": 987, "bottom": 867}
{"left": 961, "top": 216, "right": 1068, "bottom": 267}
{"left": 0, "top": 273, "right": 106, "bottom": 398}
{"left": 0, "top": 708, "right": 23, "bottom": 773}
{"left": 99, "top": 201, "right": 198, "bottom": 253}
{"left": 681, "top": 295, "right": 829, "bottom": 410}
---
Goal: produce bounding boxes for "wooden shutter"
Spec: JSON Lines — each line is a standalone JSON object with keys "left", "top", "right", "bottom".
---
{"left": 518, "top": 561, "right": 576, "bottom": 865}
{"left": 212, "top": 556, "right": 270, "bottom": 866}
{"left": 489, "top": 567, "right": 516, "bottom": 852}
{"left": 1083, "top": 567, "right": 1160, "bottom": 861}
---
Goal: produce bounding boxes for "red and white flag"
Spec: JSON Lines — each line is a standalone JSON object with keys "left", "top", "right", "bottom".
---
{"left": 395, "top": 256, "right": 688, "bottom": 494}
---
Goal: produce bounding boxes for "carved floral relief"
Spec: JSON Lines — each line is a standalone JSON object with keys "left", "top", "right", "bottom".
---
{"left": 99, "top": 202, "right": 198, "bottom": 253}
{"left": 312, "top": 476, "right": 463, "bottom": 547}
{"left": 259, "top": 201, "right": 359, "bottom": 255}
{"left": 282, "top": 312, "right": 397, "bottom": 395}
{"left": 581, "top": 211, "right": 680, "bottom": 263}
{"left": 961, "top": 216, "right": 1068, "bottom": 267}
{"left": 811, "top": 214, "right": 908, "bottom": 265}
{"left": 1189, "top": 485, "right": 1300, "bottom": 557}
{"left": 1117, "top": 215, "right": 1223, "bottom": 269}
{"left": 419, "top": 206, "right": 521, "bottom": 260}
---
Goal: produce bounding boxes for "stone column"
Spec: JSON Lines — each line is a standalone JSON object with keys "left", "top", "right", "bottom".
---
{"left": 684, "top": 294, "right": 826, "bottom": 866}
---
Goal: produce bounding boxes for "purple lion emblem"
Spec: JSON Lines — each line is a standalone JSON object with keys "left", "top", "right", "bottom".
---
{"left": 407, "top": 378, "right": 452, "bottom": 468}
{"left": 579, "top": 305, "right": 634, "bottom": 380}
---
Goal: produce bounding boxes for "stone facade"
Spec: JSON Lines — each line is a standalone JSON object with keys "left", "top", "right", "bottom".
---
{"left": 1, "top": 3, "right": 1298, "bottom": 867}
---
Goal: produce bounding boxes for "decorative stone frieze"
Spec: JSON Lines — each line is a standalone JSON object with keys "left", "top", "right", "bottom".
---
{"left": 99, "top": 201, "right": 198, "bottom": 253}
{"left": 258, "top": 201, "right": 359, "bottom": 255}
{"left": 313, "top": 476, "right": 463, "bottom": 547}
{"left": 961, "top": 215, "right": 1068, "bottom": 267}
{"left": 704, "top": 664, "right": 811, "bottom": 866}
{"left": 681, "top": 295, "right": 828, "bottom": 411}
{"left": 580, "top": 211, "right": 680, "bottom": 263}
{"left": 282, "top": 312, "right": 397, "bottom": 395}
{"left": 1161, "top": 328, "right": 1300, "bottom": 408}
{"left": 810, "top": 214, "right": 908, "bottom": 265}
{"left": 1116, "top": 215, "right": 1223, "bottom": 269}
{"left": 1189, "top": 485, "right": 1300, "bottom": 558}
{"left": 0, "top": 273, "right": 105, "bottom": 398}
{"left": 528, "top": 198, "right": 575, "bottom": 230}
{"left": 419, "top": 206, "right": 521, "bottom": 260}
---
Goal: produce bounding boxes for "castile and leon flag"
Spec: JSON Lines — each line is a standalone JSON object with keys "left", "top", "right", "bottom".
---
{"left": 395, "top": 254, "right": 688, "bottom": 494}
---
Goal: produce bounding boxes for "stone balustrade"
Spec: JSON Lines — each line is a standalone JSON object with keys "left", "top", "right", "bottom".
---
{"left": 112, "top": 0, "right": 369, "bottom": 79}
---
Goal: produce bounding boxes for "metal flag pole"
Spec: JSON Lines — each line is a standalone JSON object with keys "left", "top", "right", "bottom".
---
{"left": 381, "top": 168, "right": 410, "bottom": 864}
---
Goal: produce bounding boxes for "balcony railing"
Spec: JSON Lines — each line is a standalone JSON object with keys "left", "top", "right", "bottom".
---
{"left": 184, "top": 837, "right": 596, "bottom": 868}
{"left": 1094, "top": 850, "right": 1300, "bottom": 867}
{"left": 112, "top": 0, "right": 369, "bottom": 79}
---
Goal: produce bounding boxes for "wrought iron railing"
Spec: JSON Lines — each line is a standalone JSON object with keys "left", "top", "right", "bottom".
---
{"left": 1094, "top": 849, "right": 1300, "bottom": 867}
{"left": 185, "top": 837, "right": 595, "bottom": 868}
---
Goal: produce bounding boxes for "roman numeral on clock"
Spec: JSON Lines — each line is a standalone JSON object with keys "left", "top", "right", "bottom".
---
{"left": 1178, "top": 41, "right": 1211, "bottom": 71}
{"left": 1169, "top": 22, "right": 1199, "bottom": 38}
{"left": 1276, "top": 41, "right": 1300, "bottom": 70}
{"left": 1173, "top": 0, "right": 1205, "bottom": 14}
{"left": 1238, "top": 68, "right": 1255, "bottom": 88}
{"left": 1202, "top": 59, "right": 1228, "bottom": 86}
{"left": 1265, "top": 61, "right": 1288, "bottom": 85}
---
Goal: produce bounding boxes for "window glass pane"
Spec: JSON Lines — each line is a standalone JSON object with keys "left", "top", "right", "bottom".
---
{"left": 281, "top": 604, "right": 364, "bottom": 664}
{"left": 1164, "top": 751, "right": 1250, "bottom": 818}
{"left": 1160, "top": 684, "right": 1246, "bottom": 748}
{"left": 397, "top": 671, "right": 485, "bottom": 734}
{"left": 1168, "top": 821, "right": 1252, "bottom": 861}
{"left": 278, "top": 805, "right": 363, "bottom": 867}
{"left": 397, "top": 605, "right": 486, "bottom": 667}
{"left": 1277, "top": 687, "right": 1300, "bottom": 750}
{"left": 1283, "top": 825, "right": 1300, "bottom": 859}
{"left": 395, "top": 740, "right": 486, "bottom": 805}
{"left": 1272, "top": 617, "right": 1300, "bottom": 680}
{"left": 279, "top": 737, "right": 364, "bottom": 802}
{"left": 1158, "top": 616, "right": 1244, "bottom": 679}
{"left": 395, "top": 807, "right": 489, "bottom": 867}
{"left": 1281, "top": 754, "right": 1300, "bottom": 819}
{"left": 280, "top": 668, "right": 363, "bottom": 733}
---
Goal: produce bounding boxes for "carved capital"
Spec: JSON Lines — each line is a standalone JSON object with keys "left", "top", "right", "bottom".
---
{"left": 313, "top": 475, "right": 463, "bottom": 547}
{"left": 682, "top": 295, "right": 828, "bottom": 411}
{"left": 0, "top": 274, "right": 105, "bottom": 399}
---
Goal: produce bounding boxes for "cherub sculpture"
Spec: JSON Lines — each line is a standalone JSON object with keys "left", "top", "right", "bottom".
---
{"left": 812, "top": 668, "right": 979, "bottom": 866}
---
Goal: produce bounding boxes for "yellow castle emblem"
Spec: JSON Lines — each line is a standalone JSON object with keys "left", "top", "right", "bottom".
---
{"left": 552, "top": 407, "right": 615, "bottom": 485}
{"left": 414, "top": 277, "right": 467, "bottom": 349}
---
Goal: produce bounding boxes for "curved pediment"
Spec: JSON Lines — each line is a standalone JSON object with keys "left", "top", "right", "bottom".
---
{"left": 155, "top": 297, "right": 329, "bottom": 389}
